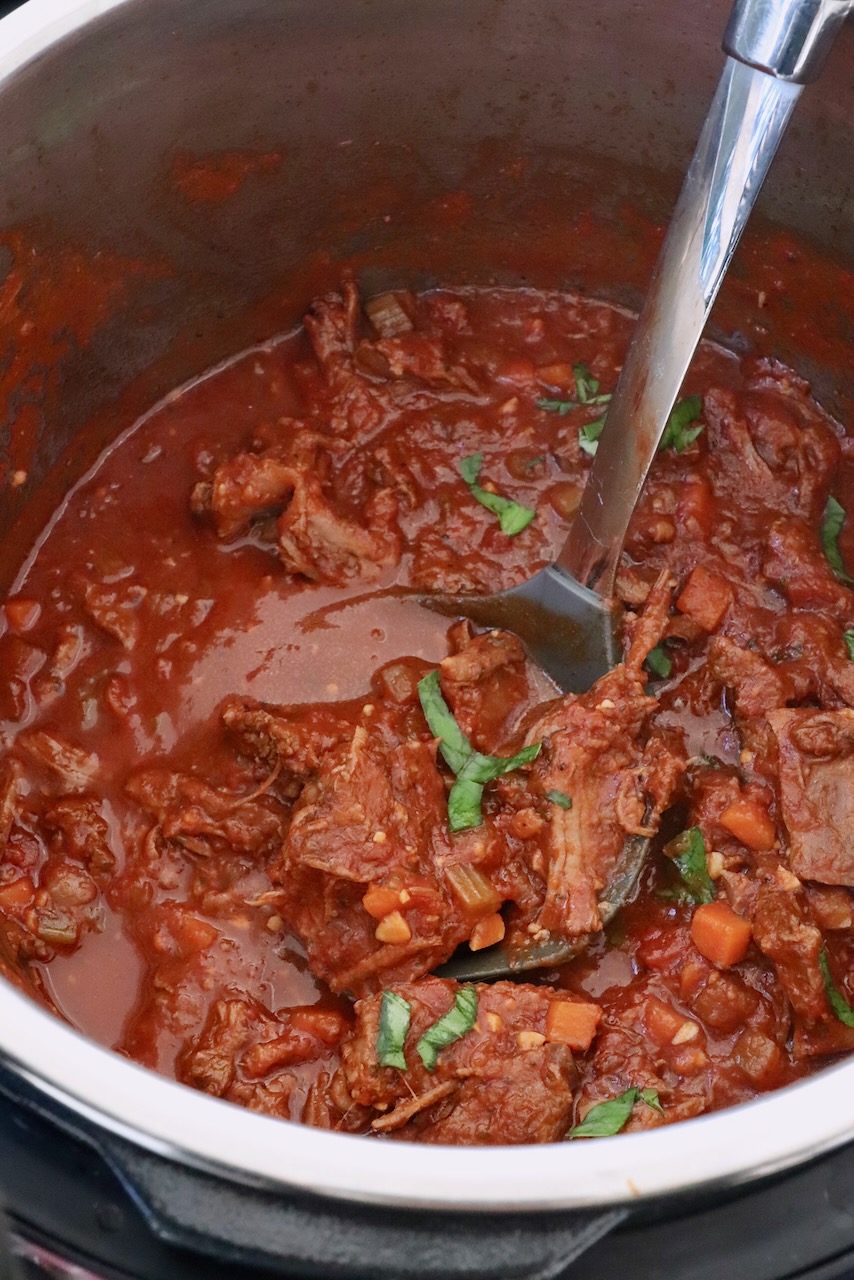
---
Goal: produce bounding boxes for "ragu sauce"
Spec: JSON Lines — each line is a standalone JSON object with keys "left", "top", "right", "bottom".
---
{"left": 1, "top": 275, "right": 854, "bottom": 1144}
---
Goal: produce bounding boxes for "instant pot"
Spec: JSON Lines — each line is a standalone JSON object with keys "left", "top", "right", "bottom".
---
{"left": 1, "top": 0, "right": 854, "bottom": 1276}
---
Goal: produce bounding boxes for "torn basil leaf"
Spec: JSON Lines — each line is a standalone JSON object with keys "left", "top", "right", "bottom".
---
{"left": 845, "top": 630, "right": 854, "bottom": 660}
{"left": 645, "top": 645, "right": 672, "bottom": 679}
{"left": 659, "top": 395, "right": 704, "bottom": 453}
{"left": 819, "top": 947, "right": 854, "bottom": 1028}
{"left": 573, "top": 363, "right": 599, "bottom": 403}
{"left": 546, "top": 789, "right": 573, "bottom": 810}
{"left": 536, "top": 396, "right": 575, "bottom": 416}
{"left": 416, "top": 987, "right": 478, "bottom": 1071}
{"left": 419, "top": 671, "right": 542, "bottom": 831}
{"left": 822, "top": 496, "right": 854, "bottom": 586}
{"left": 664, "top": 827, "right": 715, "bottom": 905}
{"left": 459, "top": 453, "right": 536, "bottom": 536}
{"left": 578, "top": 416, "right": 606, "bottom": 457}
{"left": 569, "top": 1086, "right": 662, "bottom": 1138}
{"left": 377, "top": 990, "right": 412, "bottom": 1070}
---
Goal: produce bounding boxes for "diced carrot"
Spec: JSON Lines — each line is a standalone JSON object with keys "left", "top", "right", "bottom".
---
{"left": 718, "top": 798, "right": 776, "bottom": 851}
{"left": 0, "top": 876, "right": 34, "bottom": 911}
{"left": 544, "top": 999, "right": 602, "bottom": 1051}
{"left": 362, "top": 884, "right": 403, "bottom": 920}
{"left": 642, "top": 995, "right": 686, "bottom": 1047}
{"left": 676, "top": 565, "right": 733, "bottom": 632}
{"left": 374, "top": 911, "right": 412, "bottom": 945}
{"left": 3, "top": 599, "right": 40, "bottom": 631}
{"left": 469, "top": 913, "right": 506, "bottom": 952}
{"left": 536, "top": 361, "right": 573, "bottom": 390}
{"left": 691, "top": 901, "right": 752, "bottom": 968}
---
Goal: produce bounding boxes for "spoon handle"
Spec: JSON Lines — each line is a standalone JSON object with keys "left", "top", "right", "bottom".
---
{"left": 557, "top": 0, "right": 853, "bottom": 599}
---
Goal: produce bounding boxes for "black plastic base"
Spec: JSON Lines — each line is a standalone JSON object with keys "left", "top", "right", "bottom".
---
{"left": 2, "top": 1076, "right": 854, "bottom": 1280}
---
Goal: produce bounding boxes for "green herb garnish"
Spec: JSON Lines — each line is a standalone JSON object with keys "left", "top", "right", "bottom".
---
{"left": 416, "top": 987, "right": 478, "bottom": 1071}
{"left": 664, "top": 827, "right": 715, "bottom": 905}
{"left": 459, "top": 453, "right": 536, "bottom": 536}
{"left": 822, "top": 496, "right": 854, "bottom": 586}
{"left": 645, "top": 645, "right": 672, "bottom": 679}
{"left": 536, "top": 363, "right": 611, "bottom": 417}
{"left": 819, "top": 946, "right": 854, "bottom": 1027}
{"left": 377, "top": 990, "right": 412, "bottom": 1070}
{"left": 659, "top": 395, "right": 704, "bottom": 453}
{"left": 573, "top": 363, "right": 605, "bottom": 404}
{"left": 844, "top": 630, "right": 854, "bottom": 660}
{"left": 578, "top": 416, "right": 607, "bottom": 457}
{"left": 537, "top": 397, "right": 575, "bottom": 416}
{"left": 569, "top": 1086, "right": 662, "bottom": 1139}
{"left": 546, "top": 789, "right": 573, "bottom": 810}
{"left": 418, "top": 671, "right": 541, "bottom": 831}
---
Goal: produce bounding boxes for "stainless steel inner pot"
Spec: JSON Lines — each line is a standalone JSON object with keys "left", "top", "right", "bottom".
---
{"left": 1, "top": 0, "right": 854, "bottom": 1218}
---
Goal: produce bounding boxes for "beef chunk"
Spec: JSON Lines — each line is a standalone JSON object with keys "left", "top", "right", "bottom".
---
{"left": 438, "top": 623, "right": 536, "bottom": 752}
{"left": 339, "top": 978, "right": 577, "bottom": 1144}
{"left": 125, "top": 769, "right": 284, "bottom": 859}
{"left": 768, "top": 708, "right": 854, "bottom": 886}
{"left": 751, "top": 881, "right": 854, "bottom": 1058}
{"left": 268, "top": 704, "right": 502, "bottom": 995}
{"left": 177, "top": 995, "right": 348, "bottom": 1118}
{"left": 222, "top": 697, "right": 354, "bottom": 783}
{"left": 42, "top": 797, "right": 116, "bottom": 877}
{"left": 520, "top": 573, "right": 684, "bottom": 939}
{"left": 194, "top": 431, "right": 401, "bottom": 585}
{"left": 15, "top": 730, "right": 98, "bottom": 792}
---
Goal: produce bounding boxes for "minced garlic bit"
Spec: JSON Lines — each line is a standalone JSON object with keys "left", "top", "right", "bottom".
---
{"left": 706, "top": 851, "right": 725, "bottom": 880}
{"left": 516, "top": 1030, "right": 546, "bottom": 1050}
{"left": 373, "top": 830, "right": 388, "bottom": 844}
{"left": 375, "top": 911, "right": 412, "bottom": 945}
{"left": 266, "top": 914, "right": 283, "bottom": 932}
{"left": 671, "top": 1021, "right": 700, "bottom": 1045}
{"left": 484, "top": 1012, "right": 503, "bottom": 1033}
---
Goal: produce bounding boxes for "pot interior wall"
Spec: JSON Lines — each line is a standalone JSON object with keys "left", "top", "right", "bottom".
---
{"left": 1, "top": 0, "right": 853, "bottom": 589}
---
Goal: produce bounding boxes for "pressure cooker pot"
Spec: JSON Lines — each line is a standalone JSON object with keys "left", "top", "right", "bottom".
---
{"left": 1, "top": 1, "right": 854, "bottom": 1277}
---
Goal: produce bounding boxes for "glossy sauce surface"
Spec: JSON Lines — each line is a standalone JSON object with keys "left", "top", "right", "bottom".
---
{"left": 2, "top": 281, "right": 854, "bottom": 1142}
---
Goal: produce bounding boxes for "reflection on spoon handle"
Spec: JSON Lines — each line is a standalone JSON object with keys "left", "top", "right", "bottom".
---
{"left": 558, "top": 0, "right": 851, "bottom": 599}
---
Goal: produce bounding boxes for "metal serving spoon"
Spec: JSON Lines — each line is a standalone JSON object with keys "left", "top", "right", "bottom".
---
{"left": 440, "top": 0, "right": 852, "bottom": 982}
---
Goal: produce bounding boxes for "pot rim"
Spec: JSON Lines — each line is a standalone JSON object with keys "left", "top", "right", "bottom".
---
{"left": 2, "top": 0, "right": 854, "bottom": 1214}
{"left": 0, "top": 975, "right": 853, "bottom": 1210}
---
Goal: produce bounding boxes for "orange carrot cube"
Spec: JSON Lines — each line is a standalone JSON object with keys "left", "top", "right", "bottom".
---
{"left": 362, "top": 885, "right": 403, "bottom": 920}
{"left": 544, "top": 999, "right": 602, "bottom": 1051}
{"left": 718, "top": 798, "right": 776, "bottom": 851}
{"left": 469, "top": 913, "right": 506, "bottom": 952}
{"left": 676, "top": 565, "right": 733, "bottom": 632}
{"left": 691, "top": 901, "right": 752, "bottom": 968}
